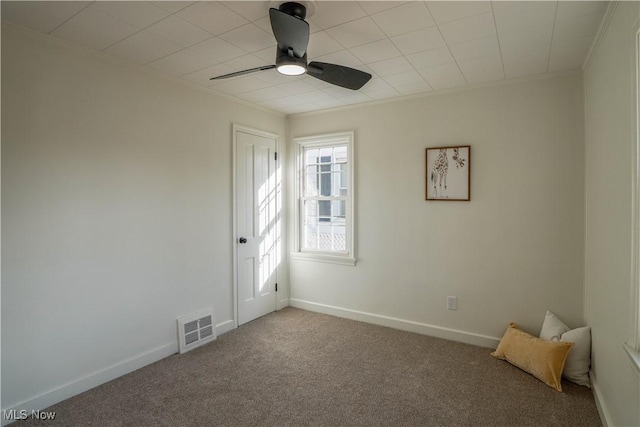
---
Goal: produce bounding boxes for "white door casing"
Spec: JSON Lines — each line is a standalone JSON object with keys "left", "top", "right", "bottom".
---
{"left": 233, "top": 125, "right": 279, "bottom": 326}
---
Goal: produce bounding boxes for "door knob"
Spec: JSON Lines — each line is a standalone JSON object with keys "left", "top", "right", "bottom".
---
{"left": 239, "top": 237, "right": 247, "bottom": 244}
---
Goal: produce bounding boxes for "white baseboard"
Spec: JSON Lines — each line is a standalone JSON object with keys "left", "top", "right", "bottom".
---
{"left": 215, "top": 319, "right": 235, "bottom": 336}
{"left": 590, "top": 373, "right": 612, "bottom": 427}
{"left": 288, "top": 298, "right": 501, "bottom": 349}
{"left": 278, "top": 297, "right": 290, "bottom": 310}
{"left": 2, "top": 318, "right": 234, "bottom": 426}
{"left": 1, "top": 342, "right": 177, "bottom": 426}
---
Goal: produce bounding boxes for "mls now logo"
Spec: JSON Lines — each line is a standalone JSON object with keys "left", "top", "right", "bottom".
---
{"left": 3, "top": 409, "right": 56, "bottom": 421}
{"left": 2, "top": 410, "right": 28, "bottom": 420}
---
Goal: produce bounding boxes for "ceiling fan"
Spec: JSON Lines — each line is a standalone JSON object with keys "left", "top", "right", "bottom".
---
{"left": 210, "top": 1, "right": 372, "bottom": 90}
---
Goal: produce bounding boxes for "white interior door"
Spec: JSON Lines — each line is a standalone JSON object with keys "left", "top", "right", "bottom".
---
{"left": 235, "top": 126, "right": 278, "bottom": 326}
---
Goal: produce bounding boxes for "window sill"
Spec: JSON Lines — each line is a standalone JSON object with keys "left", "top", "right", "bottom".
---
{"left": 623, "top": 342, "right": 640, "bottom": 375}
{"left": 290, "top": 252, "right": 356, "bottom": 266}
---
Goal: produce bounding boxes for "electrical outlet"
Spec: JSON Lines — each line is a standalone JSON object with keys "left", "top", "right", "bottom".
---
{"left": 447, "top": 296, "right": 457, "bottom": 311}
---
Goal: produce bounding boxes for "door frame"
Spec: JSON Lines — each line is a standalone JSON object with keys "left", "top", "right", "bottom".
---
{"left": 232, "top": 124, "right": 280, "bottom": 328}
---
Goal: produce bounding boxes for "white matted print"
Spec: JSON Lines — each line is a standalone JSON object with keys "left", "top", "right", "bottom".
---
{"left": 426, "top": 146, "right": 470, "bottom": 201}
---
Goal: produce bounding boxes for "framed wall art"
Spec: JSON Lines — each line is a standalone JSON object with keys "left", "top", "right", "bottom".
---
{"left": 426, "top": 145, "right": 470, "bottom": 201}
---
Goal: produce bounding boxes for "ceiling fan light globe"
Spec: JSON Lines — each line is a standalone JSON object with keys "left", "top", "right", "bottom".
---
{"left": 277, "top": 64, "right": 306, "bottom": 76}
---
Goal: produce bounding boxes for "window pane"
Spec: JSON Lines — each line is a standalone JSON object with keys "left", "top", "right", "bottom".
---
{"left": 306, "top": 149, "right": 318, "bottom": 165}
{"left": 328, "top": 172, "right": 341, "bottom": 196}
{"left": 334, "top": 145, "right": 347, "bottom": 163}
{"left": 339, "top": 163, "right": 348, "bottom": 189}
{"left": 325, "top": 164, "right": 347, "bottom": 196}
{"left": 304, "top": 172, "right": 319, "bottom": 197}
{"left": 331, "top": 225, "right": 346, "bottom": 251}
{"left": 332, "top": 200, "right": 346, "bottom": 220}
{"left": 320, "top": 171, "right": 331, "bottom": 196}
{"left": 303, "top": 201, "right": 318, "bottom": 250}
{"left": 314, "top": 223, "right": 346, "bottom": 252}
{"left": 317, "top": 223, "right": 332, "bottom": 251}
{"left": 319, "top": 147, "right": 332, "bottom": 162}
{"left": 304, "top": 220, "right": 317, "bottom": 249}
{"left": 304, "top": 199, "right": 317, "bottom": 218}
{"left": 318, "top": 200, "right": 331, "bottom": 221}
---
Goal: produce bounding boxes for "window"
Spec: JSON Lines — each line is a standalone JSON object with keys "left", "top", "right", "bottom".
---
{"left": 293, "top": 132, "right": 355, "bottom": 265}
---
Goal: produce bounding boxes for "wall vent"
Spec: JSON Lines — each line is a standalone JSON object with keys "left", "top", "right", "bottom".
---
{"left": 177, "top": 308, "right": 216, "bottom": 354}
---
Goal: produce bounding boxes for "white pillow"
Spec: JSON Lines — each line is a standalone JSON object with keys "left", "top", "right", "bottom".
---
{"left": 539, "top": 310, "right": 591, "bottom": 388}
{"left": 539, "top": 310, "right": 570, "bottom": 341}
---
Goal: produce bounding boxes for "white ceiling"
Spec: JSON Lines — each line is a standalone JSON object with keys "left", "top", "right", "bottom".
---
{"left": 2, "top": 1, "right": 609, "bottom": 115}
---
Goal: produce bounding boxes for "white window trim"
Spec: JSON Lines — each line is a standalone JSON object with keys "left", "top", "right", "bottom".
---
{"left": 626, "top": 27, "right": 640, "bottom": 373}
{"left": 292, "top": 131, "right": 356, "bottom": 266}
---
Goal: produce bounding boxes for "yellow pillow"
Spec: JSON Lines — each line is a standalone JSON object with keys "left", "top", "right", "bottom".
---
{"left": 491, "top": 323, "right": 573, "bottom": 392}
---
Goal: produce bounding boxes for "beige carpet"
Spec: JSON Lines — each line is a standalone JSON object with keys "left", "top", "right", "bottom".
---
{"left": 23, "top": 308, "right": 601, "bottom": 426}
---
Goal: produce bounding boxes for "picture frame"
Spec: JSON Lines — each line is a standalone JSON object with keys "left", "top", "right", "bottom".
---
{"left": 426, "top": 145, "right": 470, "bottom": 201}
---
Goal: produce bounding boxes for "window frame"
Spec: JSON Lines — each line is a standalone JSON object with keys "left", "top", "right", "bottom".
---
{"left": 292, "top": 132, "right": 356, "bottom": 266}
{"left": 625, "top": 27, "right": 640, "bottom": 372}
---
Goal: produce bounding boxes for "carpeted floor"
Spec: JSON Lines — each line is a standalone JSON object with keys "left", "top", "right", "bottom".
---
{"left": 22, "top": 308, "right": 601, "bottom": 426}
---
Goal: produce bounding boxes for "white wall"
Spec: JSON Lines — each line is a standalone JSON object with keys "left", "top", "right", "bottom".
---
{"left": 288, "top": 74, "right": 585, "bottom": 345}
{"left": 1, "top": 24, "right": 286, "bottom": 412}
{"left": 584, "top": 2, "right": 640, "bottom": 426}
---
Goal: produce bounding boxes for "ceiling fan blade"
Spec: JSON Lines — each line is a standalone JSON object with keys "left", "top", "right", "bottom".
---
{"left": 307, "top": 62, "right": 372, "bottom": 90}
{"left": 269, "top": 7, "right": 309, "bottom": 58}
{"left": 210, "top": 65, "right": 276, "bottom": 80}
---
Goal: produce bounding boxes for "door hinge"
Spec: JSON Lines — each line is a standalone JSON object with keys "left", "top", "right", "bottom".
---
{"left": 274, "top": 152, "right": 278, "bottom": 161}
{"left": 275, "top": 283, "right": 278, "bottom": 292}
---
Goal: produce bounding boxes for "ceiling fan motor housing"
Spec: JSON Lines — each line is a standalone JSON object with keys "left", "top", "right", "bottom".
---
{"left": 279, "top": 2, "right": 306, "bottom": 20}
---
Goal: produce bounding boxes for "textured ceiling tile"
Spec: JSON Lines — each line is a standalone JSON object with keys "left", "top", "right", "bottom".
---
{"left": 350, "top": 39, "right": 401, "bottom": 64}
{"left": 221, "top": 1, "right": 270, "bottom": 22}
{"left": 177, "top": 2, "right": 248, "bottom": 35}
{"left": 556, "top": 1, "right": 608, "bottom": 19}
{"left": 367, "top": 56, "right": 414, "bottom": 77}
{"left": 1, "top": 1, "right": 90, "bottom": 34}
{"left": 358, "top": 1, "right": 407, "bottom": 15}
{"left": 406, "top": 47, "right": 455, "bottom": 69}
{"left": 390, "top": 27, "right": 446, "bottom": 56}
{"left": 457, "top": 56, "right": 505, "bottom": 84}
{"left": 219, "top": 23, "right": 275, "bottom": 53}
{"left": 147, "top": 49, "right": 219, "bottom": 76}
{"left": 146, "top": 16, "right": 213, "bottom": 48}
{"left": 383, "top": 70, "right": 425, "bottom": 87}
{"left": 493, "top": 1, "right": 556, "bottom": 35}
{"left": 151, "top": 2, "right": 194, "bottom": 14}
{"left": 105, "top": 30, "right": 183, "bottom": 65}
{"left": 51, "top": 7, "right": 140, "bottom": 51}
{"left": 309, "top": 2, "right": 367, "bottom": 29}
{"left": 552, "top": 12, "right": 606, "bottom": 41}
{"left": 426, "top": 1, "right": 492, "bottom": 25}
{"left": 91, "top": 1, "right": 169, "bottom": 28}
{"left": 188, "top": 37, "right": 246, "bottom": 63}
{"left": 307, "top": 31, "right": 344, "bottom": 58}
{"left": 449, "top": 36, "right": 501, "bottom": 62}
{"left": 326, "top": 17, "right": 387, "bottom": 49}
{"left": 439, "top": 12, "right": 497, "bottom": 45}
{"left": 371, "top": 2, "right": 435, "bottom": 37}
